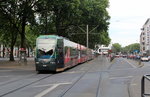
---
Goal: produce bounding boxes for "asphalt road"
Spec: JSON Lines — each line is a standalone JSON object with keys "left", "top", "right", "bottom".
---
{"left": 0, "top": 56, "right": 150, "bottom": 97}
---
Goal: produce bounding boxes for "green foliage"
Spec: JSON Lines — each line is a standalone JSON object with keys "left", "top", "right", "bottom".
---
{"left": 122, "top": 43, "right": 140, "bottom": 53}
{"left": 0, "top": 0, "right": 111, "bottom": 51}
{"left": 112, "top": 43, "right": 122, "bottom": 53}
{"left": 112, "top": 43, "right": 140, "bottom": 54}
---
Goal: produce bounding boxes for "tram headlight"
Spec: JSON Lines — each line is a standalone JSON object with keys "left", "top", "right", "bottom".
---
{"left": 50, "top": 62, "right": 55, "bottom": 64}
{"left": 36, "top": 62, "right": 39, "bottom": 64}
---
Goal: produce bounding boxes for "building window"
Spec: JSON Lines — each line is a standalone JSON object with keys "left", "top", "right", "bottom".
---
{"left": 142, "top": 42, "right": 145, "bottom": 45}
{"left": 143, "top": 37, "right": 145, "bottom": 40}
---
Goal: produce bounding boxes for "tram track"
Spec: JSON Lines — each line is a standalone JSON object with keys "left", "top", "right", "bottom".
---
{"left": 1, "top": 57, "right": 104, "bottom": 97}
{"left": 0, "top": 74, "right": 54, "bottom": 97}
{"left": 58, "top": 57, "right": 102, "bottom": 97}
{"left": 0, "top": 73, "right": 36, "bottom": 87}
{"left": 96, "top": 73, "right": 102, "bottom": 97}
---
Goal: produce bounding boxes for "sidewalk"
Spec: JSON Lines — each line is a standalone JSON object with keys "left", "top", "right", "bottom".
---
{"left": 0, "top": 58, "right": 35, "bottom": 70}
{"left": 126, "top": 58, "right": 150, "bottom": 97}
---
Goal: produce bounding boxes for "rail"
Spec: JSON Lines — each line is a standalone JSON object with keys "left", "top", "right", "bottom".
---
{"left": 141, "top": 75, "right": 150, "bottom": 97}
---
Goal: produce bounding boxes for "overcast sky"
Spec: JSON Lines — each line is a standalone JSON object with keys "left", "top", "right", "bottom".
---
{"left": 108, "top": 0, "right": 150, "bottom": 47}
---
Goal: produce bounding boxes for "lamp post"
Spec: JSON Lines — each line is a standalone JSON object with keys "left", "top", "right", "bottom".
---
{"left": 86, "top": 25, "right": 89, "bottom": 48}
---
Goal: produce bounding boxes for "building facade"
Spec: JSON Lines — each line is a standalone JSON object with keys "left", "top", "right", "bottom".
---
{"left": 0, "top": 44, "right": 34, "bottom": 58}
{"left": 140, "top": 18, "right": 150, "bottom": 55}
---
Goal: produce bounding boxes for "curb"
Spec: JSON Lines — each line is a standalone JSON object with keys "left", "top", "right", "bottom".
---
{"left": 0, "top": 60, "right": 35, "bottom": 70}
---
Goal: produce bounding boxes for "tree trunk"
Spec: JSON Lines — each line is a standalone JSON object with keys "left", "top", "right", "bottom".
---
{"left": 17, "top": 46, "right": 19, "bottom": 58}
{"left": 21, "top": 16, "right": 26, "bottom": 48}
{"left": 9, "top": 24, "right": 18, "bottom": 61}
{"left": 28, "top": 47, "right": 30, "bottom": 57}
{"left": 20, "top": 15, "right": 27, "bottom": 63}
{"left": 3, "top": 45, "right": 5, "bottom": 58}
{"left": 10, "top": 45, "right": 14, "bottom": 61}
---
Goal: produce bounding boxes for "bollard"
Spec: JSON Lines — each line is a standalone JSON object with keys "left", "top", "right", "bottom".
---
{"left": 141, "top": 76, "right": 145, "bottom": 97}
{"left": 139, "top": 60, "right": 141, "bottom": 65}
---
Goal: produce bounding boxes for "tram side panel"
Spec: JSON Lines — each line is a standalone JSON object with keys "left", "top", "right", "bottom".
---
{"left": 55, "top": 38, "right": 65, "bottom": 71}
{"left": 63, "top": 39, "right": 79, "bottom": 69}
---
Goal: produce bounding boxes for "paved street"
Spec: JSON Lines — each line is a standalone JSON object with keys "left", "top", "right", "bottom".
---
{"left": 0, "top": 56, "right": 150, "bottom": 97}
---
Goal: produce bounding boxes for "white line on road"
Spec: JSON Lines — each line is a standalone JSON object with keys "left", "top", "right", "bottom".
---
{"left": 34, "top": 82, "right": 72, "bottom": 97}
{"left": 0, "top": 70, "right": 13, "bottom": 72}
{"left": 109, "top": 76, "right": 133, "bottom": 79}
{"left": 122, "top": 59, "right": 137, "bottom": 68}
{"left": 130, "top": 84, "right": 137, "bottom": 86}
{"left": 34, "top": 82, "right": 72, "bottom": 88}
{"left": 63, "top": 71, "right": 77, "bottom": 74}
{"left": 34, "top": 84, "right": 59, "bottom": 97}
{"left": 106, "top": 57, "right": 109, "bottom": 62}
{"left": 0, "top": 76, "right": 10, "bottom": 77}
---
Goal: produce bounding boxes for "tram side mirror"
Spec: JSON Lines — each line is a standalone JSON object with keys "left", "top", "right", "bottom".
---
{"left": 57, "top": 39, "right": 63, "bottom": 48}
{"left": 57, "top": 45, "right": 62, "bottom": 49}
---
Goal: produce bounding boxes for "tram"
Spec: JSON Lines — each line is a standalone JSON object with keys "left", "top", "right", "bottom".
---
{"left": 35, "top": 35, "right": 94, "bottom": 72}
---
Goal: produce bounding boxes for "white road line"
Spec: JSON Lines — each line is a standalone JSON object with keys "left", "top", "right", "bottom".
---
{"left": 106, "top": 57, "right": 109, "bottom": 62}
{"left": 130, "top": 84, "right": 137, "bottom": 86}
{"left": 34, "top": 84, "right": 59, "bottom": 97}
{"left": 34, "top": 82, "right": 72, "bottom": 97}
{"left": 63, "top": 71, "right": 77, "bottom": 74}
{"left": 109, "top": 76, "right": 133, "bottom": 79}
{"left": 122, "top": 59, "right": 137, "bottom": 68}
{"left": 0, "top": 70, "right": 13, "bottom": 72}
{"left": 63, "top": 71, "right": 84, "bottom": 74}
{"left": 34, "top": 82, "right": 72, "bottom": 88}
{"left": 0, "top": 76, "right": 10, "bottom": 77}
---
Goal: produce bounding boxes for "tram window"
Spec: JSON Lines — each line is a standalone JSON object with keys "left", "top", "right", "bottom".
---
{"left": 70, "top": 48, "right": 77, "bottom": 57}
{"left": 99, "top": 49, "right": 101, "bottom": 52}
{"left": 38, "top": 49, "right": 53, "bottom": 58}
{"left": 47, "top": 49, "right": 53, "bottom": 55}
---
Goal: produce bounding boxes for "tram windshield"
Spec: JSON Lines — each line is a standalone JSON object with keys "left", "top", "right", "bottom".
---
{"left": 37, "top": 38, "right": 56, "bottom": 59}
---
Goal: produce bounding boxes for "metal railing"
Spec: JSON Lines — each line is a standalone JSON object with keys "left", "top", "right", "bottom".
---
{"left": 141, "top": 75, "right": 150, "bottom": 97}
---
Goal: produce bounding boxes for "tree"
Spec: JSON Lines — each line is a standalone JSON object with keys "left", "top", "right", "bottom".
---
{"left": 0, "top": 1, "right": 19, "bottom": 61}
{"left": 37, "top": 0, "right": 110, "bottom": 48}
{"left": 0, "top": 0, "right": 111, "bottom": 61}
{"left": 0, "top": 0, "right": 40, "bottom": 61}
{"left": 76, "top": 0, "right": 110, "bottom": 48}
{"left": 123, "top": 43, "right": 140, "bottom": 54}
{"left": 112, "top": 43, "right": 122, "bottom": 53}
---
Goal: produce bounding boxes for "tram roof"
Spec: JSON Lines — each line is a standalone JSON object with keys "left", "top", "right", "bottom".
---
{"left": 38, "top": 35, "right": 63, "bottom": 39}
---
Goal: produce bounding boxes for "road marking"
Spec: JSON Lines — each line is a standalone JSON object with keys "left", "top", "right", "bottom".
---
{"left": 106, "top": 57, "right": 109, "bottom": 62}
{"left": 0, "top": 76, "right": 10, "bottom": 77}
{"left": 0, "top": 70, "right": 13, "bottom": 72}
{"left": 131, "top": 84, "right": 137, "bottom": 86}
{"left": 34, "top": 82, "right": 71, "bottom": 97}
{"left": 109, "top": 76, "right": 133, "bottom": 79}
{"left": 34, "top": 82, "right": 72, "bottom": 88}
{"left": 122, "top": 59, "right": 137, "bottom": 68}
{"left": 34, "top": 84, "right": 59, "bottom": 97}
{"left": 63, "top": 71, "right": 84, "bottom": 74}
{"left": 63, "top": 71, "right": 77, "bottom": 74}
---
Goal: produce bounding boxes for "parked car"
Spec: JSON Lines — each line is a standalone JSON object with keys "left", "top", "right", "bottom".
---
{"left": 141, "top": 56, "right": 149, "bottom": 62}
{"left": 122, "top": 55, "right": 127, "bottom": 58}
{"left": 148, "top": 56, "right": 150, "bottom": 60}
{"left": 115, "top": 55, "right": 120, "bottom": 58}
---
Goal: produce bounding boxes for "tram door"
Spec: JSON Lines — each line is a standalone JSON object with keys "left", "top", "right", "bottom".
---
{"left": 56, "top": 39, "right": 64, "bottom": 68}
